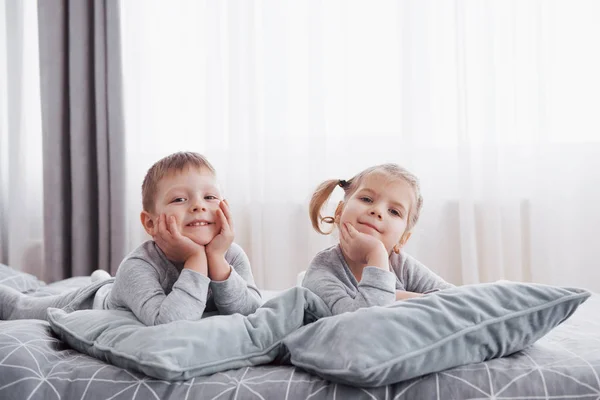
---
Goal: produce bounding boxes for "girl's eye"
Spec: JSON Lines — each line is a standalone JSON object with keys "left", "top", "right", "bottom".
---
{"left": 360, "top": 197, "right": 372, "bottom": 203}
{"left": 390, "top": 209, "right": 402, "bottom": 217}
{"left": 205, "top": 195, "right": 218, "bottom": 200}
{"left": 172, "top": 198, "right": 186, "bottom": 203}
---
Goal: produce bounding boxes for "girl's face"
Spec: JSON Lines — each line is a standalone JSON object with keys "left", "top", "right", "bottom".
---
{"left": 337, "top": 172, "right": 415, "bottom": 253}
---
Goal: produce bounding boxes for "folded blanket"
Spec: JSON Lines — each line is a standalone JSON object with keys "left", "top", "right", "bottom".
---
{"left": 0, "top": 278, "right": 114, "bottom": 320}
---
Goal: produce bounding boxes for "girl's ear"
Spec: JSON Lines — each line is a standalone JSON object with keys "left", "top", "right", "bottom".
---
{"left": 140, "top": 211, "right": 157, "bottom": 236}
{"left": 334, "top": 201, "right": 344, "bottom": 224}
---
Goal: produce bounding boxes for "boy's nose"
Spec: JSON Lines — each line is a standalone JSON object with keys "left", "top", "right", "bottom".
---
{"left": 191, "top": 205, "right": 207, "bottom": 212}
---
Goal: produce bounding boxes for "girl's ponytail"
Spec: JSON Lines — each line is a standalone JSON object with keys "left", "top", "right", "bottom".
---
{"left": 309, "top": 179, "right": 342, "bottom": 235}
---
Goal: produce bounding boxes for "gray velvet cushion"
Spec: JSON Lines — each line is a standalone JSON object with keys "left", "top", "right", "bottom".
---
{"left": 47, "top": 287, "right": 330, "bottom": 380}
{"left": 46, "top": 282, "right": 589, "bottom": 386}
{"left": 283, "top": 281, "right": 590, "bottom": 386}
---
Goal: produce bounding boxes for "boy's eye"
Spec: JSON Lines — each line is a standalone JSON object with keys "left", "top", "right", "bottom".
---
{"left": 172, "top": 197, "right": 186, "bottom": 203}
{"left": 390, "top": 209, "right": 402, "bottom": 217}
{"left": 205, "top": 195, "right": 219, "bottom": 201}
{"left": 360, "top": 197, "right": 372, "bottom": 203}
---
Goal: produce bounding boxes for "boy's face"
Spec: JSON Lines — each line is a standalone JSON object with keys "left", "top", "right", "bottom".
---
{"left": 337, "top": 173, "right": 414, "bottom": 253}
{"left": 144, "top": 167, "right": 222, "bottom": 246}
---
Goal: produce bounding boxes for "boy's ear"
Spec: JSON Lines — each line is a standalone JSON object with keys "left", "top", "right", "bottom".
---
{"left": 334, "top": 201, "right": 344, "bottom": 223}
{"left": 140, "top": 211, "right": 157, "bottom": 236}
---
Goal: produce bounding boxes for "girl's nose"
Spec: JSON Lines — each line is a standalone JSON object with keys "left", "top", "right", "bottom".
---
{"left": 370, "top": 210, "right": 382, "bottom": 220}
{"left": 192, "top": 205, "right": 207, "bottom": 212}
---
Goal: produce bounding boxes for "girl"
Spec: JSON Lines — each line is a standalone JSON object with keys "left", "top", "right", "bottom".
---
{"left": 302, "top": 163, "right": 453, "bottom": 315}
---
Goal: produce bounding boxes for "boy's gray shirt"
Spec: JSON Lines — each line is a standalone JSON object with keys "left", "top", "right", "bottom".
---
{"left": 102, "top": 241, "right": 262, "bottom": 325}
{"left": 302, "top": 244, "right": 453, "bottom": 315}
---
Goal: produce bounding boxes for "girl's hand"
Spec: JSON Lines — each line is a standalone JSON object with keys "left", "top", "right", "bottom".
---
{"left": 154, "top": 214, "right": 206, "bottom": 263}
{"left": 206, "top": 200, "right": 234, "bottom": 259}
{"left": 395, "top": 290, "right": 424, "bottom": 301}
{"left": 340, "top": 222, "right": 389, "bottom": 270}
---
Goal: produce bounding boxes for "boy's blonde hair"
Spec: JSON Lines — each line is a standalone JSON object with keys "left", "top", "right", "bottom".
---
{"left": 309, "top": 163, "right": 423, "bottom": 235}
{"left": 142, "top": 152, "right": 216, "bottom": 212}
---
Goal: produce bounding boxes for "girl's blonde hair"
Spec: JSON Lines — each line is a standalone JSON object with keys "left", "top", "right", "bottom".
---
{"left": 309, "top": 164, "right": 423, "bottom": 235}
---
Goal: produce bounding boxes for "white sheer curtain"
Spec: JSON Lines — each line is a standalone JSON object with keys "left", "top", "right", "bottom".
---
{"left": 0, "top": 0, "right": 44, "bottom": 276}
{"left": 120, "top": 0, "right": 600, "bottom": 291}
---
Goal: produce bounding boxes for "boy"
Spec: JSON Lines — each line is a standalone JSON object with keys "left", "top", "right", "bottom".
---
{"left": 1, "top": 152, "right": 262, "bottom": 325}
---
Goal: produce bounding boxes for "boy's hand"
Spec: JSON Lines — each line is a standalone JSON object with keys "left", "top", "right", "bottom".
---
{"left": 340, "top": 222, "right": 389, "bottom": 270}
{"left": 154, "top": 214, "right": 206, "bottom": 263}
{"left": 206, "top": 200, "right": 234, "bottom": 259}
{"left": 206, "top": 200, "right": 234, "bottom": 281}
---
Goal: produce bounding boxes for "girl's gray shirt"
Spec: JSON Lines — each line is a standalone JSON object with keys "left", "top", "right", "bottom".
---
{"left": 302, "top": 244, "right": 453, "bottom": 315}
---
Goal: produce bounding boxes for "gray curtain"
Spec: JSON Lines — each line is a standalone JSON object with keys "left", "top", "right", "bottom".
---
{"left": 37, "top": 0, "right": 126, "bottom": 281}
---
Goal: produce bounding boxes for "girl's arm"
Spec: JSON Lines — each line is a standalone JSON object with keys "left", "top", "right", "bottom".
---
{"left": 399, "top": 253, "right": 454, "bottom": 294}
{"left": 395, "top": 290, "right": 424, "bottom": 300}
{"left": 209, "top": 243, "right": 262, "bottom": 315}
{"left": 111, "top": 258, "right": 210, "bottom": 326}
{"left": 302, "top": 249, "right": 397, "bottom": 315}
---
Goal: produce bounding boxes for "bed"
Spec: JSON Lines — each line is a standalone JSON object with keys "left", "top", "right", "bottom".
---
{"left": 1, "top": 265, "right": 599, "bottom": 400}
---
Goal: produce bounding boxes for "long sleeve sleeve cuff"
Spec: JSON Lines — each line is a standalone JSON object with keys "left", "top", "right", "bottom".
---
{"left": 358, "top": 266, "right": 397, "bottom": 294}
{"left": 175, "top": 268, "right": 211, "bottom": 302}
{"left": 210, "top": 267, "right": 248, "bottom": 306}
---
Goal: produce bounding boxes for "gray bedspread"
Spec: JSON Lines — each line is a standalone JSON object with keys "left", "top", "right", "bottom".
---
{"left": 1, "top": 264, "right": 598, "bottom": 399}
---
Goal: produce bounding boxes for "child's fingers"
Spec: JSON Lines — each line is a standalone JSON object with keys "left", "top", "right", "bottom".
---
{"left": 340, "top": 230, "right": 353, "bottom": 256}
{"left": 345, "top": 222, "right": 358, "bottom": 239}
{"left": 167, "top": 215, "right": 179, "bottom": 237}
{"left": 220, "top": 200, "right": 234, "bottom": 229}
{"left": 157, "top": 214, "right": 167, "bottom": 236}
{"left": 339, "top": 224, "right": 347, "bottom": 243}
{"left": 216, "top": 209, "right": 230, "bottom": 232}
{"left": 154, "top": 215, "right": 169, "bottom": 245}
{"left": 340, "top": 223, "right": 350, "bottom": 243}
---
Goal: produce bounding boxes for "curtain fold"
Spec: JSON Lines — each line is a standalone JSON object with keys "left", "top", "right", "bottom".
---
{"left": 37, "top": 0, "right": 126, "bottom": 281}
{"left": 0, "top": 0, "right": 44, "bottom": 276}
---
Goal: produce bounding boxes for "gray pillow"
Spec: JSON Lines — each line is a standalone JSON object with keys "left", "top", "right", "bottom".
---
{"left": 47, "top": 287, "right": 330, "bottom": 380}
{"left": 46, "top": 282, "right": 589, "bottom": 386}
{"left": 282, "top": 281, "right": 590, "bottom": 387}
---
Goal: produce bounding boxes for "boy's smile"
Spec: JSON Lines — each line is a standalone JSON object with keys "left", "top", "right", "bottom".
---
{"left": 183, "top": 219, "right": 216, "bottom": 236}
{"left": 185, "top": 219, "right": 213, "bottom": 227}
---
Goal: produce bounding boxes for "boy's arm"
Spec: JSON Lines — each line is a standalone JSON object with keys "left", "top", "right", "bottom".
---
{"left": 112, "top": 258, "right": 210, "bottom": 325}
{"left": 302, "top": 254, "right": 397, "bottom": 315}
{"left": 209, "top": 243, "right": 262, "bottom": 315}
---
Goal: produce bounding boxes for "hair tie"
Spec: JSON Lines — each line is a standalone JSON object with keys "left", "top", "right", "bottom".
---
{"left": 338, "top": 179, "right": 347, "bottom": 188}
